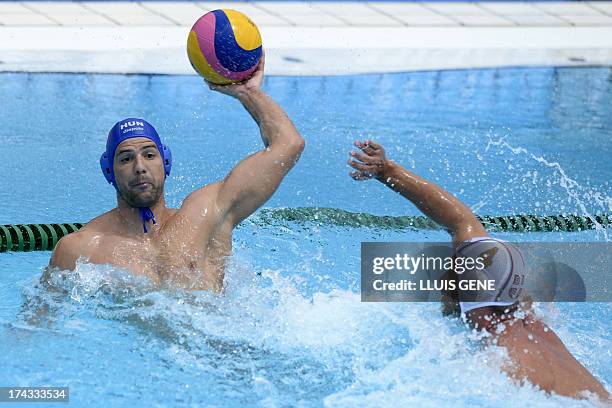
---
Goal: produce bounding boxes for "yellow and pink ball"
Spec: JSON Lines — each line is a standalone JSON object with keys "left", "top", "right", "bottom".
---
{"left": 187, "top": 9, "right": 263, "bottom": 85}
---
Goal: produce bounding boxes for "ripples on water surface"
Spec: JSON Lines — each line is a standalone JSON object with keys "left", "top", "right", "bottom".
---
{"left": 0, "top": 68, "right": 610, "bottom": 406}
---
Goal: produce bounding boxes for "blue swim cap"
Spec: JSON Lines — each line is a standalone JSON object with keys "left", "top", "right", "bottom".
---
{"left": 100, "top": 118, "right": 172, "bottom": 188}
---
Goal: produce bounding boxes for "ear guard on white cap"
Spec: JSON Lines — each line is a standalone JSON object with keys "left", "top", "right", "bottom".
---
{"left": 455, "top": 237, "right": 526, "bottom": 313}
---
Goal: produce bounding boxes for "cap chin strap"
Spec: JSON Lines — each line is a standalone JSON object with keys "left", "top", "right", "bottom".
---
{"left": 139, "top": 207, "right": 157, "bottom": 233}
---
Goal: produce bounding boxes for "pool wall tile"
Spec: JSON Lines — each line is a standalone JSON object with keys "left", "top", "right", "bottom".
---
{"left": 506, "top": 14, "right": 569, "bottom": 26}
{"left": 22, "top": 2, "right": 92, "bottom": 15}
{"left": 0, "top": 2, "right": 610, "bottom": 29}
{"left": 0, "top": 13, "right": 57, "bottom": 26}
{"left": 311, "top": 3, "right": 401, "bottom": 26}
{"left": 140, "top": 2, "right": 207, "bottom": 26}
{"left": 560, "top": 14, "right": 612, "bottom": 25}
{"left": 479, "top": 3, "right": 549, "bottom": 16}
{"left": 276, "top": 13, "right": 346, "bottom": 26}
{"left": 0, "top": 2, "right": 31, "bottom": 13}
{"left": 589, "top": 1, "right": 612, "bottom": 14}
{"left": 533, "top": 2, "right": 601, "bottom": 15}
{"left": 45, "top": 13, "right": 116, "bottom": 26}
{"left": 255, "top": 1, "right": 331, "bottom": 15}
{"left": 199, "top": 2, "right": 290, "bottom": 25}
{"left": 452, "top": 15, "right": 515, "bottom": 26}
{"left": 0, "top": 1, "right": 611, "bottom": 73}
{"left": 80, "top": 2, "right": 151, "bottom": 14}
{"left": 424, "top": 3, "right": 491, "bottom": 16}
{"left": 393, "top": 14, "right": 460, "bottom": 26}
{"left": 80, "top": 2, "right": 176, "bottom": 26}
{"left": 198, "top": 2, "right": 271, "bottom": 15}
{"left": 366, "top": 3, "right": 442, "bottom": 16}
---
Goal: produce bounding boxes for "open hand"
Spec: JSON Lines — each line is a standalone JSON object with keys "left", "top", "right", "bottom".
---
{"left": 206, "top": 50, "right": 266, "bottom": 98}
{"left": 348, "top": 140, "right": 388, "bottom": 180}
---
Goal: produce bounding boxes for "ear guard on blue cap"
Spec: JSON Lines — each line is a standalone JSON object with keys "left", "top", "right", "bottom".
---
{"left": 100, "top": 145, "right": 172, "bottom": 187}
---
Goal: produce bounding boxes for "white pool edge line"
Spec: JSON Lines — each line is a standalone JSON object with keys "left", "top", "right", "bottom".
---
{"left": 2, "top": 26, "right": 612, "bottom": 75}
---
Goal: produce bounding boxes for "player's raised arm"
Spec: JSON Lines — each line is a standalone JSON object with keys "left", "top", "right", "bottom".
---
{"left": 348, "top": 140, "right": 485, "bottom": 245}
{"left": 207, "top": 54, "right": 305, "bottom": 226}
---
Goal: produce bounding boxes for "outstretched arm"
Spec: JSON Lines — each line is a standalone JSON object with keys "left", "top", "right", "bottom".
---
{"left": 348, "top": 140, "right": 486, "bottom": 245}
{"left": 201, "top": 53, "right": 305, "bottom": 226}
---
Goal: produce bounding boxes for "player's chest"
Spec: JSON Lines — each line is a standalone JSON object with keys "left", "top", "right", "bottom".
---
{"left": 92, "top": 237, "right": 199, "bottom": 284}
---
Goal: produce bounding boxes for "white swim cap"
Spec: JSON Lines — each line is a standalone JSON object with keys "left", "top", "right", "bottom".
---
{"left": 455, "top": 237, "right": 526, "bottom": 313}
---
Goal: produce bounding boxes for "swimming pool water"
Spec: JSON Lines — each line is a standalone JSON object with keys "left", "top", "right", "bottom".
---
{"left": 0, "top": 67, "right": 610, "bottom": 407}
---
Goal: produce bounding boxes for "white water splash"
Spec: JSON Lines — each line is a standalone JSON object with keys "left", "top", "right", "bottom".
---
{"left": 16, "top": 259, "right": 607, "bottom": 407}
{"left": 485, "top": 136, "right": 610, "bottom": 241}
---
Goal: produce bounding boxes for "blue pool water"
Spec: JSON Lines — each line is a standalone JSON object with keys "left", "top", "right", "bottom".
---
{"left": 0, "top": 67, "right": 610, "bottom": 407}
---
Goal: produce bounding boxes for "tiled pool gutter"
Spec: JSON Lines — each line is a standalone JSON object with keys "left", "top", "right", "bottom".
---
{"left": 1, "top": 1, "right": 612, "bottom": 75}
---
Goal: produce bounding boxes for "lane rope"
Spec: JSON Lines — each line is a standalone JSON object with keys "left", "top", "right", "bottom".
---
{"left": 1, "top": 209, "right": 609, "bottom": 252}
{"left": 257, "top": 208, "right": 610, "bottom": 233}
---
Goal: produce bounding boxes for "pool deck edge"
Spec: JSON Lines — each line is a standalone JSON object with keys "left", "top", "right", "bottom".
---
{"left": 2, "top": 25, "right": 612, "bottom": 75}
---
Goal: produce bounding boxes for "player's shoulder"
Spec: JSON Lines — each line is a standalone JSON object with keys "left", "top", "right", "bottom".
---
{"left": 83, "top": 210, "right": 115, "bottom": 231}
{"left": 53, "top": 230, "right": 83, "bottom": 254}
{"left": 50, "top": 231, "right": 87, "bottom": 271}
{"left": 181, "top": 182, "right": 223, "bottom": 209}
{"left": 53, "top": 224, "right": 97, "bottom": 256}
{"left": 49, "top": 213, "right": 111, "bottom": 270}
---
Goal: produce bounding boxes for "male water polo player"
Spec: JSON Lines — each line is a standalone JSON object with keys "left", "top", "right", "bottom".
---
{"left": 45, "top": 55, "right": 304, "bottom": 291}
{"left": 348, "top": 140, "right": 609, "bottom": 401}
